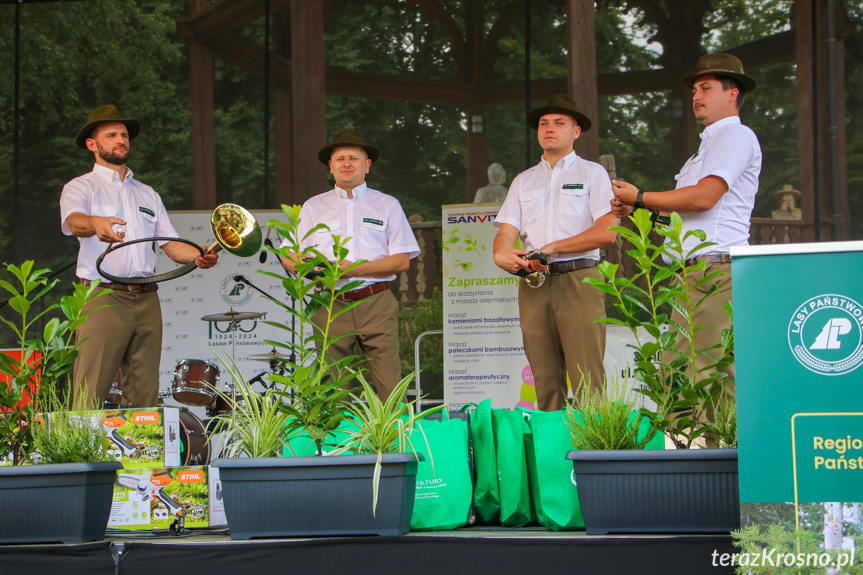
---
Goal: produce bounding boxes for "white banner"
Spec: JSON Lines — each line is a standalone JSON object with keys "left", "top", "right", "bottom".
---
{"left": 156, "top": 210, "right": 296, "bottom": 410}
{"left": 442, "top": 203, "right": 649, "bottom": 411}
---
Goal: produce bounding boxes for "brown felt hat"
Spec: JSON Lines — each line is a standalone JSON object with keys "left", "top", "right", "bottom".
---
{"left": 318, "top": 129, "right": 380, "bottom": 165}
{"left": 526, "top": 94, "right": 592, "bottom": 132}
{"left": 680, "top": 53, "right": 758, "bottom": 93}
{"left": 76, "top": 105, "right": 140, "bottom": 149}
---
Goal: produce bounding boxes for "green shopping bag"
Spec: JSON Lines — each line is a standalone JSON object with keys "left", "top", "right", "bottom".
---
{"left": 492, "top": 409, "right": 534, "bottom": 527}
{"left": 282, "top": 416, "right": 360, "bottom": 457}
{"left": 409, "top": 411, "right": 474, "bottom": 531}
{"left": 521, "top": 408, "right": 583, "bottom": 531}
{"left": 465, "top": 400, "right": 500, "bottom": 524}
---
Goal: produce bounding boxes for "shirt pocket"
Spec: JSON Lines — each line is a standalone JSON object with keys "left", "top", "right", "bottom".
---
{"left": 559, "top": 184, "right": 589, "bottom": 216}
{"left": 137, "top": 210, "right": 158, "bottom": 237}
{"left": 314, "top": 219, "right": 340, "bottom": 257}
{"left": 675, "top": 153, "right": 704, "bottom": 186}
{"left": 361, "top": 216, "right": 388, "bottom": 254}
{"left": 92, "top": 204, "right": 119, "bottom": 218}
{"left": 518, "top": 187, "right": 546, "bottom": 222}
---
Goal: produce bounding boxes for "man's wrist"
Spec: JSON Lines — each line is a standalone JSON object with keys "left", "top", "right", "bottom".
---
{"left": 634, "top": 190, "right": 646, "bottom": 211}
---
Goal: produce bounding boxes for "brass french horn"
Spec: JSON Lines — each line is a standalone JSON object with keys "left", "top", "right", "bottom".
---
{"left": 96, "top": 203, "right": 263, "bottom": 284}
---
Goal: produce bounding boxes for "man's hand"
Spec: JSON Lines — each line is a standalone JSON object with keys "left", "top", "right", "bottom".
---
{"left": 493, "top": 249, "right": 531, "bottom": 275}
{"left": 611, "top": 180, "right": 639, "bottom": 206}
{"left": 610, "top": 197, "right": 634, "bottom": 218}
{"left": 195, "top": 249, "right": 219, "bottom": 269}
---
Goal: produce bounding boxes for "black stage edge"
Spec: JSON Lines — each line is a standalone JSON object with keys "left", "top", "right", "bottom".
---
{"left": 0, "top": 540, "right": 116, "bottom": 575}
{"left": 120, "top": 534, "right": 738, "bottom": 575}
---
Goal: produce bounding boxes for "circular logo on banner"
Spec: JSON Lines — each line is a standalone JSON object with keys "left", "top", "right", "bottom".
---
{"left": 788, "top": 294, "right": 863, "bottom": 376}
{"left": 220, "top": 275, "right": 252, "bottom": 307}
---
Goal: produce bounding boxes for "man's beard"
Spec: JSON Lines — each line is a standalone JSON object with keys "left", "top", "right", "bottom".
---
{"left": 97, "top": 144, "right": 129, "bottom": 166}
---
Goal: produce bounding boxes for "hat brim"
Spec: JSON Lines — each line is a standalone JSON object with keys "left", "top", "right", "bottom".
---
{"left": 76, "top": 119, "right": 140, "bottom": 149}
{"left": 680, "top": 70, "right": 757, "bottom": 93}
{"left": 527, "top": 106, "right": 592, "bottom": 132}
{"left": 318, "top": 142, "right": 379, "bottom": 165}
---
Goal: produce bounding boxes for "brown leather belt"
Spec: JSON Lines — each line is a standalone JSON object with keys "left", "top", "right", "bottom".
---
{"left": 547, "top": 258, "right": 597, "bottom": 276}
{"left": 684, "top": 254, "right": 731, "bottom": 267}
{"left": 336, "top": 281, "right": 390, "bottom": 301}
{"left": 79, "top": 278, "right": 159, "bottom": 293}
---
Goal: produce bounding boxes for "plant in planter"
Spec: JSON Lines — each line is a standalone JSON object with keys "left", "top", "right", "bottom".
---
{"left": 211, "top": 205, "right": 428, "bottom": 538}
{"left": 565, "top": 211, "right": 740, "bottom": 534}
{"left": 0, "top": 261, "right": 121, "bottom": 544}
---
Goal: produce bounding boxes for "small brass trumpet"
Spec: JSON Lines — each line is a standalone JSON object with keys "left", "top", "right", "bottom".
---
{"left": 516, "top": 249, "right": 548, "bottom": 289}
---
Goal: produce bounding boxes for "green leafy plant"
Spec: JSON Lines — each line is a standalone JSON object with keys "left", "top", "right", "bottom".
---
{"left": 0, "top": 261, "right": 109, "bottom": 465}
{"left": 585, "top": 210, "right": 734, "bottom": 449}
{"left": 705, "top": 392, "right": 738, "bottom": 449}
{"left": 564, "top": 371, "right": 657, "bottom": 450}
{"left": 31, "top": 385, "right": 112, "bottom": 464}
{"left": 209, "top": 357, "right": 289, "bottom": 458}
{"left": 329, "top": 372, "right": 442, "bottom": 514}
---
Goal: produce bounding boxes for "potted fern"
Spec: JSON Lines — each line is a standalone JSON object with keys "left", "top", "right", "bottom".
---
{"left": 0, "top": 262, "right": 121, "bottom": 544}
{"left": 565, "top": 210, "right": 739, "bottom": 534}
{"left": 211, "top": 205, "right": 433, "bottom": 539}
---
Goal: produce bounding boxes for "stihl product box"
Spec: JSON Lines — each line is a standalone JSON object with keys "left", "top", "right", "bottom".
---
{"left": 109, "top": 465, "right": 226, "bottom": 529}
{"left": 102, "top": 408, "right": 181, "bottom": 468}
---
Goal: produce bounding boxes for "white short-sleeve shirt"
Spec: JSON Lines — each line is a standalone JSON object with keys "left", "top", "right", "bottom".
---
{"left": 60, "top": 163, "right": 179, "bottom": 280}
{"left": 284, "top": 182, "right": 420, "bottom": 289}
{"left": 674, "top": 116, "right": 762, "bottom": 257}
{"left": 493, "top": 151, "right": 614, "bottom": 262}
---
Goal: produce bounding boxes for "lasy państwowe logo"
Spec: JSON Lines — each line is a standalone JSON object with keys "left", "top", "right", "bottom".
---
{"left": 788, "top": 294, "right": 863, "bottom": 376}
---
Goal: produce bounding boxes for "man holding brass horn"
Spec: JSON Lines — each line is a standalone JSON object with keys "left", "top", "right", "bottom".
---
{"left": 492, "top": 95, "right": 617, "bottom": 411}
{"left": 281, "top": 129, "right": 419, "bottom": 402}
{"left": 60, "top": 105, "right": 219, "bottom": 408}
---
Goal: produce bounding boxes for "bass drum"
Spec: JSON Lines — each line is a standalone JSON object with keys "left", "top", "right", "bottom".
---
{"left": 178, "top": 408, "right": 211, "bottom": 466}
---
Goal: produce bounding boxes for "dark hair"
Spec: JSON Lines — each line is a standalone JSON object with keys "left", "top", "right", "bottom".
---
{"left": 717, "top": 77, "right": 745, "bottom": 110}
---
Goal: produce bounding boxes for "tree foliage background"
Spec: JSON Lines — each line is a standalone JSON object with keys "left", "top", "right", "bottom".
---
{"left": 0, "top": 0, "right": 861, "bottom": 346}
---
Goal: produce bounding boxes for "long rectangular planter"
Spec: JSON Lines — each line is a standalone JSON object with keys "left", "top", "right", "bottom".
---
{"left": 567, "top": 448, "right": 739, "bottom": 535}
{"left": 0, "top": 461, "right": 123, "bottom": 544}
{"left": 213, "top": 453, "right": 420, "bottom": 539}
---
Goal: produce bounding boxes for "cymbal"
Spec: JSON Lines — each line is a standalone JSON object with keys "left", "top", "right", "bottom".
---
{"left": 201, "top": 310, "right": 264, "bottom": 322}
{"left": 248, "top": 349, "right": 290, "bottom": 360}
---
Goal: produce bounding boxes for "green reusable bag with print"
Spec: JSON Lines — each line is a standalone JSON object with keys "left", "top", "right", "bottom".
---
{"left": 492, "top": 409, "right": 534, "bottom": 527}
{"left": 465, "top": 400, "right": 500, "bottom": 524}
{"left": 522, "top": 407, "right": 665, "bottom": 531}
{"left": 409, "top": 411, "right": 474, "bottom": 531}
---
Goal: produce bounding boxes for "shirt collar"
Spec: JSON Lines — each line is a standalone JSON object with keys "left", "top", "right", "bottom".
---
{"left": 92, "top": 163, "right": 133, "bottom": 183}
{"left": 700, "top": 115, "right": 741, "bottom": 140}
{"left": 334, "top": 181, "right": 368, "bottom": 199}
{"left": 539, "top": 150, "right": 578, "bottom": 172}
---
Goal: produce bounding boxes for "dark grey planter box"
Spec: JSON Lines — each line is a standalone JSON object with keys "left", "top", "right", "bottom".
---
{"left": 566, "top": 449, "right": 739, "bottom": 535}
{"left": 213, "top": 453, "right": 421, "bottom": 539}
{"left": 0, "top": 461, "right": 123, "bottom": 544}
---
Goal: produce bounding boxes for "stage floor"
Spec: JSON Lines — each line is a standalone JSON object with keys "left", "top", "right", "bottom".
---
{"left": 0, "top": 527, "right": 738, "bottom": 575}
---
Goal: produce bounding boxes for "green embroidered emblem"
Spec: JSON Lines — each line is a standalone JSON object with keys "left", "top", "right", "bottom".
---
{"left": 562, "top": 184, "right": 584, "bottom": 190}
{"left": 139, "top": 207, "right": 155, "bottom": 217}
{"left": 363, "top": 218, "right": 384, "bottom": 226}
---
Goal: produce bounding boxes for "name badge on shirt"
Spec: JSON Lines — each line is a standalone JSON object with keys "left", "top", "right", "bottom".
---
{"left": 139, "top": 206, "right": 156, "bottom": 217}
{"left": 562, "top": 184, "right": 584, "bottom": 190}
{"left": 363, "top": 218, "right": 384, "bottom": 226}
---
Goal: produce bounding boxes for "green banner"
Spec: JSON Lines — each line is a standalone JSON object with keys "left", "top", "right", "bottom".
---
{"left": 733, "top": 241, "right": 863, "bottom": 505}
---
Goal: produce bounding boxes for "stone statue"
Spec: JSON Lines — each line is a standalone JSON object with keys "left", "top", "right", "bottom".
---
{"left": 771, "top": 185, "right": 802, "bottom": 220}
{"left": 474, "top": 163, "right": 508, "bottom": 203}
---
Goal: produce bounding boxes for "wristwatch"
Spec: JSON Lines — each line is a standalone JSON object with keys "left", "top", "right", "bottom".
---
{"left": 634, "top": 190, "right": 646, "bottom": 211}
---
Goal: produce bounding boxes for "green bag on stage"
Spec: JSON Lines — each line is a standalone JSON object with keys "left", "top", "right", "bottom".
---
{"left": 492, "top": 409, "right": 534, "bottom": 527}
{"left": 521, "top": 408, "right": 583, "bottom": 531}
{"left": 522, "top": 407, "right": 665, "bottom": 531}
{"left": 409, "top": 411, "right": 474, "bottom": 531}
{"left": 465, "top": 400, "right": 500, "bottom": 524}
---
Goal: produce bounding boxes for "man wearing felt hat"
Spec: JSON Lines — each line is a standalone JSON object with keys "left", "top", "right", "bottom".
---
{"left": 492, "top": 94, "right": 618, "bottom": 411}
{"left": 60, "top": 105, "right": 218, "bottom": 408}
{"left": 280, "top": 129, "right": 419, "bottom": 402}
{"left": 610, "top": 53, "right": 763, "bottom": 433}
